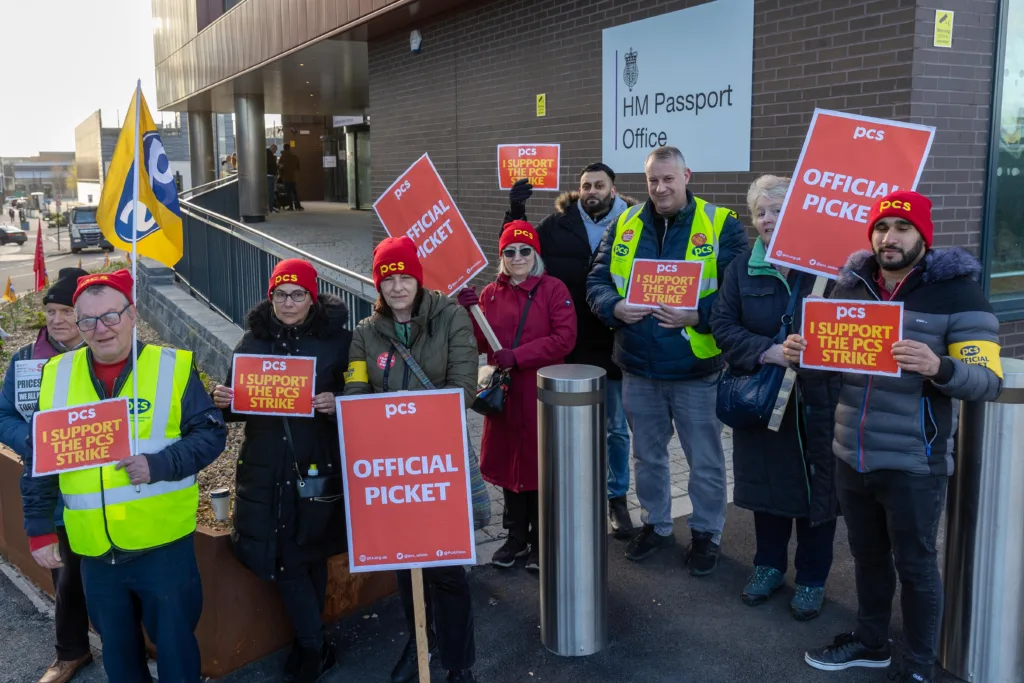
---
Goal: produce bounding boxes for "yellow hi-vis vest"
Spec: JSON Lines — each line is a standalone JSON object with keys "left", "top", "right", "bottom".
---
{"left": 38, "top": 345, "right": 198, "bottom": 557}
{"left": 609, "top": 197, "right": 730, "bottom": 359}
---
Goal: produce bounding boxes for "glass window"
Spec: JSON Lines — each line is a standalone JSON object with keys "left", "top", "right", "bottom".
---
{"left": 990, "top": 0, "right": 1024, "bottom": 301}
{"left": 73, "top": 209, "right": 97, "bottom": 224}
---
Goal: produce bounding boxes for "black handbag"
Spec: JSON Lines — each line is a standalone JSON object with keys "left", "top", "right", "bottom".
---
{"left": 716, "top": 272, "right": 804, "bottom": 430}
{"left": 471, "top": 288, "right": 535, "bottom": 416}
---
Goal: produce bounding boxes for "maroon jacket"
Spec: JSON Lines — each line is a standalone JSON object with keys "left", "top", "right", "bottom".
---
{"left": 471, "top": 273, "right": 577, "bottom": 492}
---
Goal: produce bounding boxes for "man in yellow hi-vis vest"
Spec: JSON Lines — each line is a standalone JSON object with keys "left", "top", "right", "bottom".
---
{"left": 587, "top": 147, "right": 747, "bottom": 574}
{"left": 22, "top": 270, "right": 226, "bottom": 683}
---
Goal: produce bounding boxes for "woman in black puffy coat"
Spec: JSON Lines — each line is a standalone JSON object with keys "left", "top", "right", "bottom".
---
{"left": 212, "top": 259, "right": 350, "bottom": 682}
{"left": 710, "top": 176, "right": 840, "bottom": 621}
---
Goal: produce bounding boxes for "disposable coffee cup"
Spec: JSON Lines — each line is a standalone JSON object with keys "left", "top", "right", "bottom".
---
{"left": 210, "top": 487, "right": 231, "bottom": 522}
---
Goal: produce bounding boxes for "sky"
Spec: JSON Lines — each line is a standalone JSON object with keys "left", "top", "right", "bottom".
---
{"left": 0, "top": 0, "right": 158, "bottom": 157}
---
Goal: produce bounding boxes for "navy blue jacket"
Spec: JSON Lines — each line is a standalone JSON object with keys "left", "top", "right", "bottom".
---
{"left": 587, "top": 191, "right": 748, "bottom": 380}
{"left": 21, "top": 342, "right": 227, "bottom": 540}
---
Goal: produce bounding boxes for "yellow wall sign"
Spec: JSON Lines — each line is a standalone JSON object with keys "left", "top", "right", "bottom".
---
{"left": 934, "top": 10, "right": 953, "bottom": 48}
{"left": 536, "top": 94, "right": 547, "bottom": 117}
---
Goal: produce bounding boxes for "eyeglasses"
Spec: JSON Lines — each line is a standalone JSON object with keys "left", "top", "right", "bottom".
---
{"left": 272, "top": 289, "right": 309, "bottom": 303}
{"left": 77, "top": 304, "right": 131, "bottom": 332}
{"left": 502, "top": 247, "right": 533, "bottom": 259}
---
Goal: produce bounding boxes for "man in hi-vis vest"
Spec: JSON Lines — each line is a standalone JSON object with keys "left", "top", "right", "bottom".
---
{"left": 587, "top": 147, "right": 746, "bottom": 574}
{"left": 23, "top": 270, "right": 226, "bottom": 683}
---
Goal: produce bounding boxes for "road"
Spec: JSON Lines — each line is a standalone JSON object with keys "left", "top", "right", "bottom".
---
{"left": 0, "top": 219, "right": 111, "bottom": 297}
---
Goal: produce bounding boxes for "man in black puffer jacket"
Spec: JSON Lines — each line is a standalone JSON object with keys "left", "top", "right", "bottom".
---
{"left": 784, "top": 192, "right": 1002, "bottom": 683}
{"left": 503, "top": 164, "right": 637, "bottom": 538}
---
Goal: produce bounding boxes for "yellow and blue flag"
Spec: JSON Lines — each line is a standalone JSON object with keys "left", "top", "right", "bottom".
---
{"left": 97, "top": 87, "right": 183, "bottom": 267}
{"left": 2, "top": 276, "right": 15, "bottom": 303}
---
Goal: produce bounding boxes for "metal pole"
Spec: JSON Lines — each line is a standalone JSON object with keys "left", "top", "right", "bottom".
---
{"left": 938, "top": 357, "right": 1024, "bottom": 682}
{"left": 537, "top": 364, "right": 607, "bottom": 657}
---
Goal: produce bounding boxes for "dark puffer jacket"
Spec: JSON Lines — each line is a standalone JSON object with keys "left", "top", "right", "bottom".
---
{"left": 503, "top": 192, "right": 637, "bottom": 379}
{"left": 830, "top": 248, "right": 1002, "bottom": 476}
{"left": 711, "top": 240, "right": 839, "bottom": 525}
{"left": 223, "top": 294, "right": 352, "bottom": 581}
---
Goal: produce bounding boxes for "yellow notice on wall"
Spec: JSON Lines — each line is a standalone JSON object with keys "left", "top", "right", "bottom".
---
{"left": 536, "top": 94, "right": 547, "bottom": 117}
{"left": 934, "top": 10, "right": 953, "bottom": 48}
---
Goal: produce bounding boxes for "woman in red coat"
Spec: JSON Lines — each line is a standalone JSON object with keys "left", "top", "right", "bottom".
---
{"left": 458, "top": 220, "right": 577, "bottom": 571}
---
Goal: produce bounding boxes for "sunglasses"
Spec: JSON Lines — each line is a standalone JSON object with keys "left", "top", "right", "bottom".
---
{"left": 502, "top": 246, "right": 533, "bottom": 259}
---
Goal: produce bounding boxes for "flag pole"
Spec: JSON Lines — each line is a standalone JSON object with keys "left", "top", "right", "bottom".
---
{"left": 130, "top": 80, "right": 141, "bottom": 462}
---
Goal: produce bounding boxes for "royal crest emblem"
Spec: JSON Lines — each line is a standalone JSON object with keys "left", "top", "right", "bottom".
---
{"left": 623, "top": 47, "right": 638, "bottom": 92}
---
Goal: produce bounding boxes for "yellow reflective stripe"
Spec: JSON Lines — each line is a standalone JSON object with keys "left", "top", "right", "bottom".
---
{"left": 949, "top": 340, "right": 1003, "bottom": 380}
{"left": 345, "top": 360, "right": 368, "bottom": 384}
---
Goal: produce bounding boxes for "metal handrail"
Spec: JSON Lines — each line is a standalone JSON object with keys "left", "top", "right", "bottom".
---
{"left": 178, "top": 198, "right": 377, "bottom": 300}
{"left": 179, "top": 175, "right": 237, "bottom": 201}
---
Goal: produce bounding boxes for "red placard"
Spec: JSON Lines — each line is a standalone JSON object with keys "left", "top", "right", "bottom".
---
{"left": 625, "top": 259, "right": 703, "bottom": 309}
{"left": 766, "top": 109, "right": 935, "bottom": 279}
{"left": 231, "top": 354, "right": 316, "bottom": 417}
{"left": 497, "top": 144, "right": 561, "bottom": 191}
{"left": 337, "top": 389, "right": 476, "bottom": 572}
{"left": 800, "top": 299, "right": 904, "bottom": 376}
{"left": 32, "top": 398, "right": 132, "bottom": 476}
{"left": 373, "top": 154, "right": 488, "bottom": 294}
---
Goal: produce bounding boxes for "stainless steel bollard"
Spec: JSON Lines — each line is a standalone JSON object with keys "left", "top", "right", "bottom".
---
{"left": 939, "top": 358, "right": 1024, "bottom": 682}
{"left": 537, "top": 364, "right": 607, "bottom": 657}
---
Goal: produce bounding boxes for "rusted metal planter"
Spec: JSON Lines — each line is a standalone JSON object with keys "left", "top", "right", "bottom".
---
{"left": 0, "top": 449, "right": 394, "bottom": 677}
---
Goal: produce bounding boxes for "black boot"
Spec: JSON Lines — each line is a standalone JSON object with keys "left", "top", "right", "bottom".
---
{"left": 282, "top": 641, "right": 303, "bottom": 683}
{"left": 608, "top": 496, "right": 634, "bottom": 539}
{"left": 391, "top": 636, "right": 438, "bottom": 683}
{"left": 294, "top": 645, "right": 326, "bottom": 683}
{"left": 447, "top": 670, "right": 476, "bottom": 683}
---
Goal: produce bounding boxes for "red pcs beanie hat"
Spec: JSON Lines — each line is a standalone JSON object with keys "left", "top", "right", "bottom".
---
{"left": 500, "top": 220, "right": 542, "bottom": 255}
{"left": 867, "top": 191, "right": 934, "bottom": 248}
{"left": 268, "top": 258, "right": 319, "bottom": 303}
{"left": 73, "top": 269, "right": 135, "bottom": 306}
{"left": 373, "top": 236, "right": 423, "bottom": 290}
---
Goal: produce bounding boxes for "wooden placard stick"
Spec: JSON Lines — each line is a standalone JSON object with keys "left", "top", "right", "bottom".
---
{"left": 767, "top": 275, "right": 828, "bottom": 432}
{"left": 469, "top": 304, "right": 502, "bottom": 352}
{"left": 411, "top": 567, "right": 431, "bottom": 683}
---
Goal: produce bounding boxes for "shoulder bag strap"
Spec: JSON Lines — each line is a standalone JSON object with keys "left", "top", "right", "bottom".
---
{"left": 512, "top": 287, "right": 537, "bottom": 349}
{"left": 775, "top": 272, "right": 806, "bottom": 342}
{"left": 391, "top": 341, "right": 437, "bottom": 390}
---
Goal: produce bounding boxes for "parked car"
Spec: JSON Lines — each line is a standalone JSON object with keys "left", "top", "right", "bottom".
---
{"left": 0, "top": 225, "right": 27, "bottom": 246}
{"left": 69, "top": 206, "right": 114, "bottom": 254}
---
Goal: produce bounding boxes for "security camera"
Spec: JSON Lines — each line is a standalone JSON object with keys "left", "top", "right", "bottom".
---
{"left": 410, "top": 30, "right": 423, "bottom": 54}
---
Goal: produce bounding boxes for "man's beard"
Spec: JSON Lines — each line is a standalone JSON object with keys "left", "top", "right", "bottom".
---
{"left": 875, "top": 238, "right": 925, "bottom": 271}
{"left": 582, "top": 193, "right": 614, "bottom": 218}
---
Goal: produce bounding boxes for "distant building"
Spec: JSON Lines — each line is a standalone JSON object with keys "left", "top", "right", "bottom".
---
{"left": 0, "top": 152, "right": 75, "bottom": 201}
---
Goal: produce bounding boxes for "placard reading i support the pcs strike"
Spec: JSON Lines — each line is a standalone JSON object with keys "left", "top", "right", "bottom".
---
{"left": 231, "top": 354, "right": 316, "bottom": 417}
{"left": 800, "top": 299, "right": 904, "bottom": 377}
{"left": 625, "top": 259, "right": 703, "bottom": 309}
{"left": 337, "top": 389, "right": 476, "bottom": 573}
{"left": 32, "top": 399, "right": 133, "bottom": 476}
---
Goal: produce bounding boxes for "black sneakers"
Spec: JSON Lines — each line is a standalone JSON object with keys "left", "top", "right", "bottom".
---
{"left": 525, "top": 545, "right": 539, "bottom": 572}
{"left": 804, "top": 632, "right": 892, "bottom": 671}
{"left": 685, "top": 530, "right": 720, "bottom": 576}
{"left": 625, "top": 524, "right": 673, "bottom": 561}
{"left": 491, "top": 537, "right": 529, "bottom": 568}
{"left": 608, "top": 496, "right": 634, "bottom": 539}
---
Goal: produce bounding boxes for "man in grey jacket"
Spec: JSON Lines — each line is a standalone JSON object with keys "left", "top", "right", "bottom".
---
{"left": 784, "top": 191, "right": 1002, "bottom": 683}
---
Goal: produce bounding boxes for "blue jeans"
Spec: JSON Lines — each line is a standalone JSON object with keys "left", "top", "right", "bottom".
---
{"left": 622, "top": 372, "right": 727, "bottom": 541}
{"left": 606, "top": 379, "right": 631, "bottom": 498}
{"left": 80, "top": 536, "right": 203, "bottom": 683}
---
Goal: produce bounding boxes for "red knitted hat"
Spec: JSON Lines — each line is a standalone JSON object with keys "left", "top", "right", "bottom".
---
{"left": 373, "top": 236, "right": 423, "bottom": 290}
{"left": 867, "top": 191, "right": 933, "bottom": 248}
{"left": 268, "top": 258, "right": 319, "bottom": 303}
{"left": 73, "top": 269, "right": 134, "bottom": 306}
{"left": 500, "top": 220, "right": 542, "bottom": 255}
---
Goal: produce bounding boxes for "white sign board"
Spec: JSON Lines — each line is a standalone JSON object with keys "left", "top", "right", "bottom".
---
{"left": 14, "top": 358, "right": 46, "bottom": 421}
{"left": 332, "top": 115, "right": 365, "bottom": 127}
{"left": 323, "top": 156, "right": 337, "bottom": 168}
{"left": 601, "top": 0, "right": 754, "bottom": 173}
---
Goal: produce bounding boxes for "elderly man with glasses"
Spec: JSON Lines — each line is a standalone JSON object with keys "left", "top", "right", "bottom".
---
{"left": 21, "top": 269, "right": 226, "bottom": 683}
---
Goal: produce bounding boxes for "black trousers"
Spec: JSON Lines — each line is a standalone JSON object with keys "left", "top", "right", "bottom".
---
{"left": 397, "top": 567, "right": 475, "bottom": 671}
{"left": 502, "top": 488, "right": 539, "bottom": 545}
{"left": 50, "top": 525, "right": 91, "bottom": 661}
{"left": 836, "top": 460, "right": 947, "bottom": 676}
{"left": 753, "top": 512, "right": 837, "bottom": 587}
{"left": 283, "top": 182, "right": 302, "bottom": 209}
{"left": 277, "top": 558, "right": 328, "bottom": 650}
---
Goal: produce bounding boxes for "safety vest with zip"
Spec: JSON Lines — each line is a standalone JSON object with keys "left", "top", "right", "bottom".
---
{"left": 37, "top": 345, "right": 198, "bottom": 557}
{"left": 608, "top": 197, "right": 730, "bottom": 359}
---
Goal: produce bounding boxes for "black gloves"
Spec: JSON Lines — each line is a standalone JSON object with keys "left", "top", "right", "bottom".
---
{"left": 508, "top": 178, "right": 533, "bottom": 219}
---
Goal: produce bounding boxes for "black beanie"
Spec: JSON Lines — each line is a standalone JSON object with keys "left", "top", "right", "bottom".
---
{"left": 43, "top": 268, "right": 89, "bottom": 308}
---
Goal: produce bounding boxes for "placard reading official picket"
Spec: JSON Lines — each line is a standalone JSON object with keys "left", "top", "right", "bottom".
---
{"left": 601, "top": 0, "right": 754, "bottom": 173}
{"left": 14, "top": 358, "right": 47, "bottom": 421}
{"left": 231, "top": 354, "right": 317, "bottom": 417}
{"left": 625, "top": 259, "right": 703, "bottom": 309}
{"left": 374, "top": 154, "right": 488, "bottom": 293}
{"left": 337, "top": 389, "right": 476, "bottom": 573}
{"left": 766, "top": 110, "right": 935, "bottom": 279}
{"left": 800, "top": 299, "right": 904, "bottom": 377}
{"left": 497, "top": 144, "right": 560, "bottom": 191}
{"left": 32, "top": 398, "right": 132, "bottom": 476}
